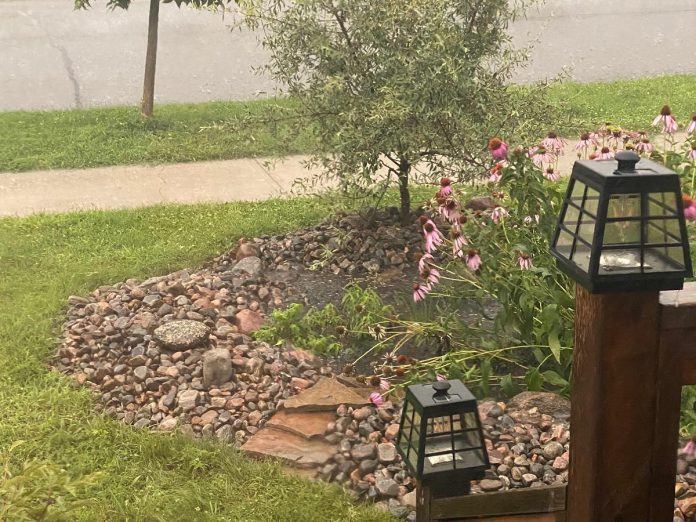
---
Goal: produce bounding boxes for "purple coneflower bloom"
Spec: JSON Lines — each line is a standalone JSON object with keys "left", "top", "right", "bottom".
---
{"left": 465, "top": 250, "right": 481, "bottom": 271}
{"left": 575, "top": 132, "right": 597, "bottom": 152}
{"left": 418, "top": 253, "right": 434, "bottom": 273}
{"left": 412, "top": 282, "right": 431, "bottom": 302}
{"left": 518, "top": 253, "right": 533, "bottom": 270}
{"left": 635, "top": 134, "right": 653, "bottom": 154}
{"left": 491, "top": 206, "right": 508, "bottom": 224}
{"left": 684, "top": 195, "right": 696, "bottom": 221}
{"left": 451, "top": 228, "right": 468, "bottom": 258}
{"left": 594, "top": 146, "right": 614, "bottom": 160}
{"left": 682, "top": 434, "right": 696, "bottom": 456}
{"left": 529, "top": 145, "right": 556, "bottom": 167}
{"left": 488, "top": 138, "right": 508, "bottom": 161}
{"left": 439, "top": 198, "right": 461, "bottom": 224}
{"left": 542, "top": 132, "right": 567, "bottom": 154}
{"left": 439, "top": 177, "right": 453, "bottom": 197}
{"left": 421, "top": 265, "right": 440, "bottom": 285}
{"left": 690, "top": 142, "right": 696, "bottom": 161}
{"left": 488, "top": 161, "right": 504, "bottom": 183}
{"left": 379, "top": 378, "right": 391, "bottom": 392}
{"left": 436, "top": 374, "right": 447, "bottom": 382}
{"left": 652, "top": 105, "right": 678, "bottom": 134}
{"left": 369, "top": 392, "right": 385, "bottom": 406}
{"left": 607, "top": 129, "right": 625, "bottom": 149}
{"left": 688, "top": 115, "right": 696, "bottom": 134}
{"left": 419, "top": 216, "right": 444, "bottom": 253}
{"left": 544, "top": 167, "right": 560, "bottom": 182}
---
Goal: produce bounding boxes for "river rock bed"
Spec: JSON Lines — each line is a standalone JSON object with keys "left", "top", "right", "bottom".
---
{"left": 53, "top": 210, "right": 696, "bottom": 520}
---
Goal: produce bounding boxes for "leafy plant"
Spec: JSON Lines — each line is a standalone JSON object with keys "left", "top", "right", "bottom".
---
{"left": 238, "top": 0, "right": 557, "bottom": 224}
{"left": 254, "top": 285, "right": 395, "bottom": 355}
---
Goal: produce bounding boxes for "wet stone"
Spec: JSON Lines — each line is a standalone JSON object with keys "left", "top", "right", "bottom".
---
{"left": 154, "top": 320, "right": 210, "bottom": 350}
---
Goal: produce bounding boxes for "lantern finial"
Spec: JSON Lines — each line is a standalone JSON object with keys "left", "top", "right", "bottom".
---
{"left": 614, "top": 150, "right": 640, "bottom": 174}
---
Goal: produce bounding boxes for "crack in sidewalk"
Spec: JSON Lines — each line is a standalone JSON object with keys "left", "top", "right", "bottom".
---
{"left": 254, "top": 158, "right": 285, "bottom": 193}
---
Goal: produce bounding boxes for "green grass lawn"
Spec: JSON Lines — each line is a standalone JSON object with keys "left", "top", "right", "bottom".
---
{"left": 549, "top": 74, "right": 696, "bottom": 135}
{"left": 1, "top": 74, "right": 695, "bottom": 173}
{"left": 0, "top": 199, "right": 391, "bottom": 521}
{"left": 0, "top": 97, "right": 313, "bottom": 172}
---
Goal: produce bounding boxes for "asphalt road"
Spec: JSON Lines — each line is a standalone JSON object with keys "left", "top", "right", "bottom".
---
{"left": 1, "top": 0, "right": 695, "bottom": 111}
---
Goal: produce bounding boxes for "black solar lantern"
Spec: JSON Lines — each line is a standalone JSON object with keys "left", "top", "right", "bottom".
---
{"left": 396, "top": 380, "right": 489, "bottom": 496}
{"left": 551, "top": 151, "right": 692, "bottom": 293}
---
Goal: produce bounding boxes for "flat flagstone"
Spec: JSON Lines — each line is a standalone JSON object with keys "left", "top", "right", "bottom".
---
{"left": 241, "top": 427, "right": 336, "bottom": 468}
{"left": 266, "top": 410, "right": 335, "bottom": 440}
{"left": 282, "top": 377, "right": 370, "bottom": 412}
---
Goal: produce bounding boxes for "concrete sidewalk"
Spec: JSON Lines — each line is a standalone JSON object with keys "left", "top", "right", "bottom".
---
{"left": 0, "top": 136, "right": 686, "bottom": 217}
{"left": 0, "top": 156, "right": 314, "bottom": 217}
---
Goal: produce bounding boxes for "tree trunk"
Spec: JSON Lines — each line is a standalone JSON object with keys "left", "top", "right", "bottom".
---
{"left": 398, "top": 158, "right": 411, "bottom": 226}
{"left": 141, "top": 0, "right": 160, "bottom": 118}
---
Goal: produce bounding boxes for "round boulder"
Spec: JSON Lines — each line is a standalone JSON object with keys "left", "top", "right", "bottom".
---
{"left": 154, "top": 320, "right": 210, "bottom": 350}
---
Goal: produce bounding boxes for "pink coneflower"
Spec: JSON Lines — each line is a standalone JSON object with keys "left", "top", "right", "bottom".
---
{"left": 438, "top": 177, "right": 453, "bottom": 197}
{"left": 488, "top": 161, "right": 505, "bottom": 183}
{"left": 421, "top": 265, "right": 440, "bottom": 285}
{"left": 575, "top": 132, "right": 597, "bottom": 152}
{"left": 518, "top": 253, "right": 533, "bottom": 270}
{"left": 465, "top": 250, "right": 481, "bottom": 271}
{"left": 436, "top": 374, "right": 447, "bottom": 382}
{"left": 419, "top": 216, "right": 444, "bottom": 253}
{"left": 369, "top": 392, "right": 385, "bottom": 406}
{"left": 635, "top": 134, "right": 654, "bottom": 154}
{"left": 682, "top": 434, "right": 696, "bottom": 456}
{"left": 688, "top": 115, "right": 696, "bottom": 134}
{"left": 413, "top": 282, "right": 431, "bottom": 302}
{"left": 379, "top": 378, "right": 391, "bottom": 392}
{"left": 491, "top": 206, "right": 509, "bottom": 224}
{"left": 488, "top": 138, "right": 508, "bottom": 160}
{"left": 439, "top": 198, "right": 461, "bottom": 224}
{"left": 690, "top": 142, "right": 696, "bottom": 161}
{"left": 418, "top": 253, "right": 434, "bottom": 272}
{"left": 683, "top": 195, "right": 696, "bottom": 221}
{"left": 451, "top": 228, "right": 468, "bottom": 258}
{"left": 594, "top": 146, "right": 614, "bottom": 160}
{"left": 542, "top": 132, "right": 567, "bottom": 154}
{"left": 607, "top": 129, "right": 625, "bottom": 149}
{"left": 683, "top": 435, "right": 696, "bottom": 455}
{"left": 544, "top": 167, "right": 561, "bottom": 182}
{"left": 652, "top": 105, "right": 678, "bottom": 134}
{"left": 528, "top": 145, "right": 555, "bottom": 167}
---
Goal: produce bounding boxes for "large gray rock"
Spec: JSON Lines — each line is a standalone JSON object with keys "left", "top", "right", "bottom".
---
{"left": 154, "top": 320, "right": 210, "bottom": 350}
{"left": 203, "top": 348, "right": 234, "bottom": 387}
{"left": 506, "top": 391, "right": 570, "bottom": 419}
{"left": 231, "top": 256, "right": 263, "bottom": 279}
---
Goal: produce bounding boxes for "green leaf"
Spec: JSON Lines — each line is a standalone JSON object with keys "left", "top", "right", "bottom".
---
{"left": 542, "top": 370, "right": 569, "bottom": 387}
{"left": 524, "top": 368, "right": 543, "bottom": 391}
{"left": 548, "top": 326, "right": 562, "bottom": 364}
{"left": 500, "top": 373, "right": 518, "bottom": 397}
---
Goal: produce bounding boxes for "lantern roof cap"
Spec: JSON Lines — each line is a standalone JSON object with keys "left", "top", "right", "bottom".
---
{"left": 406, "top": 379, "right": 476, "bottom": 410}
{"left": 572, "top": 157, "right": 677, "bottom": 191}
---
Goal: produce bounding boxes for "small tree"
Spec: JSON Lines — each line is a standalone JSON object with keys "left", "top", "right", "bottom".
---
{"left": 76, "top": 0, "right": 235, "bottom": 117}
{"left": 240, "top": 0, "right": 555, "bottom": 224}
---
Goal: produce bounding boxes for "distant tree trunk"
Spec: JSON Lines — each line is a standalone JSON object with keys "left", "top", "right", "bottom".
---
{"left": 141, "top": 0, "right": 160, "bottom": 117}
{"left": 398, "top": 158, "right": 411, "bottom": 226}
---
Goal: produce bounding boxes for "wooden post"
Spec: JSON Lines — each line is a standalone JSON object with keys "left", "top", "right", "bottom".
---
{"left": 651, "top": 285, "right": 696, "bottom": 520}
{"left": 567, "top": 286, "right": 661, "bottom": 521}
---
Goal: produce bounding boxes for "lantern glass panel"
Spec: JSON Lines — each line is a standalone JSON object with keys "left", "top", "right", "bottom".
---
{"left": 648, "top": 192, "right": 677, "bottom": 216}
{"left": 422, "top": 413, "right": 486, "bottom": 474}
